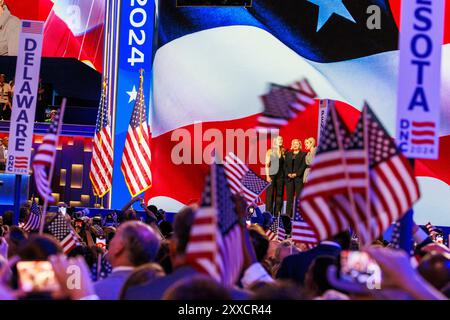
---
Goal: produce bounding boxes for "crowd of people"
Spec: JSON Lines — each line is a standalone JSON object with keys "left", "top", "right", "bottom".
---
{"left": 0, "top": 73, "right": 53, "bottom": 122}
{"left": 0, "top": 194, "right": 449, "bottom": 301}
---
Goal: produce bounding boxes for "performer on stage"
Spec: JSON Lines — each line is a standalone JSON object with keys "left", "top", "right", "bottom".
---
{"left": 265, "top": 136, "right": 285, "bottom": 216}
{"left": 284, "top": 139, "right": 307, "bottom": 219}
{"left": 303, "top": 137, "right": 316, "bottom": 183}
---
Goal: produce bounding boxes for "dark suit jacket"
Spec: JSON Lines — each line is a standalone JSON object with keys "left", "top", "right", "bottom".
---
{"left": 123, "top": 265, "right": 250, "bottom": 300}
{"left": 276, "top": 242, "right": 341, "bottom": 284}
{"left": 94, "top": 269, "right": 134, "bottom": 300}
{"left": 284, "top": 151, "right": 307, "bottom": 180}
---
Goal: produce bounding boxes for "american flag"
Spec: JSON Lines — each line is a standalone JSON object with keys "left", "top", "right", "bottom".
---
{"left": 89, "top": 79, "right": 113, "bottom": 197}
{"left": 300, "top": 103, "right": 420, "bottom": 245}
{"left": 265, "top": 215, "right": 286, "bottom": 242}
{"left": 185, "top": 162, "right": 244, "bottom": 286}
{"left": 32, "top": 109, "right": 62, "bottom": 203}
{"left": 121, "top": 71, "right": 152, "bottom": 197}
{"left": 425, "top": 222, "right": 435, "bottom": 234}
{"left": 22, "top": 21, "right": 43, "bottom": 34}
{"left": 291, "top": 203, "right": 318, "bottom": 249}
{"left": 223, "top": 152, "right": 270, "bottom": 205}
{"left": 256, "top": 78, "right": 316, "bottom": 132}
{"left": 22, "top": 199, "right": 42, "bottom": 232}
{"left": 389, "top": 211, "right": 414, "bottom": 255}
{"left": 46, "top": 213, "right": 81, "bottom": 254}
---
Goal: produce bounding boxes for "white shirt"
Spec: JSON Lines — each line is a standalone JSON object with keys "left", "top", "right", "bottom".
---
{"left": 111, "top": 266, "right": 134, "bottom": 273}
{"left": 0, "top": 83, "right": 11, "bottom": 104}
{"left": 241, "top": 262, "right": 274, "bottom": 289}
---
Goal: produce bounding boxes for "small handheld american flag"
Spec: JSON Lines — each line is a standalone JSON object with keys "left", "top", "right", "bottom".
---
{"left": 185, "top": 162, "right": 244, "bottom": 286}
{"left": 300, "top": 104, "right": 420, "bottom": 246}
{"left": 223, "top": 152, "right": 270, "bottom": 205}
{"left": 265, "top": 215, "right": 286, "bottom": 242}
{"left": 32, "top": 108, "right": 62, "bottom": 203}
{"left": 46, "top": 213, "right": 81, "bottom": 255}
{"left": 257, "top": 79, "right": 316, "bottom": 132}
{"left": 22, "top": 199, "right": 42, "bottom": 232}
{"left": 291, "top": 201, "right": 318, "bottom": 249}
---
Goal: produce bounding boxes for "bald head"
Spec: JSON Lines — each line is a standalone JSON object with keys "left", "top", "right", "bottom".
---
{"left": 110, "top": 221, "right": 161, "bottom": 267}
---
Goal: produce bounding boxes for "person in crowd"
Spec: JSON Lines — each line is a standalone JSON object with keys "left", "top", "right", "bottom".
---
{"left": 18, "top": 234, "right": 62, "bottom": 261}
{"left": 0, "top": 74, "right": 12, "bottom": 120}
{"left": 248, "top": 225, "right": 270, "bottom": 273}
{"left": 303, "top": 137, "right": 316, "bottom": 183}
{"left": 304, "top": 255, "right": 343, "bottom": 299}
{"left": 0, "top": 0, "right": 19, "bottom": 56}
{"left": 276, "top": 231, "right": 351, "bottom": 284}
{"left": 0, "top": 137, "right": 7, "bottom": 171}
{"left": 119, "top": 263, "right": 165, "bottom": 299}
{"left": 327, "top": 247, "right": 448, "bottom": 300}
{"left": 284, "top": 139, "right": 307, "bottom": 219}
{"left": 249, "top": 280, "right": 305, "bottom": 300}
{"left": 265, "top": 136, "right": 285, "bottom": 216}
{"left": 121, "top": 206, "right": 203, "bottom": 299}
{"left": 417, "top": 252, "right": 450, "bottom": 295}
{"left": 162, "top": 276, "right": 232, "bottom": 300}
{"left": 270, "top": 240, "right": 300, "bottom": 277}
{"left": 94, "top": 221, "right": 161, "bottom": 300}
{"left": 4, "top": 226, "right": 26, "bottom": 258}
{"left": 1, "top": 210, "right": 12, "bottom": 226}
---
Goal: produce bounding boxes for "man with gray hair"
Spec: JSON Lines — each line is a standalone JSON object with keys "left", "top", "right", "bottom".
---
{"left": 94, "top": 221, "right": 161, "bottom": 300}
{"left": 0, "top": 1, "right": 20, "bottom": 56}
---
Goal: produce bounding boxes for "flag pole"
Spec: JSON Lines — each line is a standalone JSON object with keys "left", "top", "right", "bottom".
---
{"left": 330, "top": 106, "right": 361, "bottom": 240}
{"left": 363, "top": 104, "right": 372, "bottom": 244}
{"left": 39, "top": 98, "right": 67, "bottom": 234}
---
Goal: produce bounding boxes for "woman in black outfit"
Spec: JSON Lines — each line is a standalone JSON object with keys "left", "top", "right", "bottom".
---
{"left": 265, "top": 136, "right": 285, "bottom": 216}
{"left": 284, "top": 139, "right": 307, "bottom": 219}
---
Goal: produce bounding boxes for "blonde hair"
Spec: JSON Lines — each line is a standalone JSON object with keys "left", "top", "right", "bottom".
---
{"left": 305, "top": 137, "right": 316, "bottom": 147}
{"left": 291, "top": 139, "right": 301, "bottom": 148}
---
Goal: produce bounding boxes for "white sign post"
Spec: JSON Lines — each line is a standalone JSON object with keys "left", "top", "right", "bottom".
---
{"left": 396, "top": 0, "right": 445, "bottom": 159}
{"left": 318, "top": 99, "right": 333, "bottom": 143}
{"left": 6, "top": 20, "right": 44, "bottom": 174}
{"left": 5, "top": 20, "right": 44, "bottom": 225}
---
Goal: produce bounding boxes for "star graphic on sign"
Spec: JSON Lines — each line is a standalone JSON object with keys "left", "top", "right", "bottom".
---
{"left": 308, "top": 0, "right": 356, "bottom": 32}
{"left": 127, "top": 85, "right": 137, "bottom": 103}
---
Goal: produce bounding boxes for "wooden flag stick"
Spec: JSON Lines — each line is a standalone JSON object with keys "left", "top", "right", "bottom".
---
{"left": 362, "top": 104, "right": 372, "bottom": 245}
{"left": 39, "top": 98, "right": 67, "bottom": 234}
{"left": 330, "top": 106, "right": 361, "bottom": 241}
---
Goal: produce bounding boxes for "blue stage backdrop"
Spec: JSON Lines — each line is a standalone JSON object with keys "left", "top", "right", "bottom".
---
{"left": 108, "top": 0, "right": 156, "bottom": 209}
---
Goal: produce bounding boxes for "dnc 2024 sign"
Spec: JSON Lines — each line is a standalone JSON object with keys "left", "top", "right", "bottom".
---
{"left": 396, "top": 0, "right": 445, "bottom": 160}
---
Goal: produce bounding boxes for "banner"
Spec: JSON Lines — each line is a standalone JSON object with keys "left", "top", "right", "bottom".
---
{"left": 108, "top": 0, "right": 155, "bottom": 209}
{"left": 6, "top": 21, "right": 44, "bottom": 175}
{"left": 396, "top": 0, "right": 445, "bottom": 159}
{"left": 317, "top": 99, "right": 332, "bottom": 143}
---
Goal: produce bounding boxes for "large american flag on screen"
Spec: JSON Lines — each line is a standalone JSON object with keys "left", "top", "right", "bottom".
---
{"left": 32, "top": 109, "right": 61, "bottom": 203}
{"left": 257, "top": 79, "right": 316, "bottom": 132}
{"left": 46, "top": 213, "right": 81, "bottom": 254}
{"left": 185, "top": 162, "right": 244, "bottom": 286}
{"left": 121, "top": 72, "right": 152, "bottom": 197}
{"left": 22, "top": 199, "right": 42, "bottom": 232}
{"left": 223, "top": 152, "right": 269, "bottom": 205}
{"left": 90, "top": 79, "right": 113, "bottom": 197}
{"left": 300, "top": 104, "right": 420, "bottom": 245}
